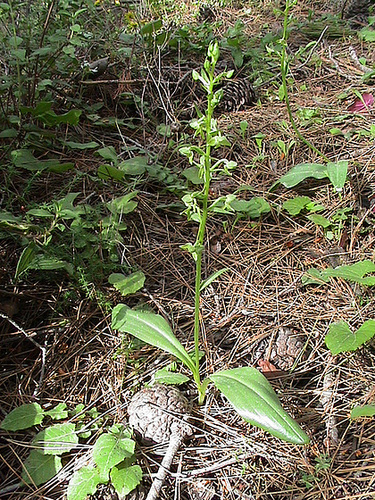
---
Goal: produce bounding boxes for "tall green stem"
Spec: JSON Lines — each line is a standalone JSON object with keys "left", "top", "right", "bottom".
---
{"left": 193, "top": 73, "right": 214, "bottom": 405}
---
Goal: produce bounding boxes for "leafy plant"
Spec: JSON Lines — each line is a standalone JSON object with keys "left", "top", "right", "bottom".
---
{"left": 0, "top": 403, "right": 141, "bottom": 499}
{"left": 112, "top": 42, "right": 309, "bottom": 445}
{"left": 325, "top": 320, "right": 375, "bottom": 355}
{"left": 302, "top": 260, "right": 375, "bottom": 286}
{"left": 300, "top": 454, "right": 332, "bottom": 490}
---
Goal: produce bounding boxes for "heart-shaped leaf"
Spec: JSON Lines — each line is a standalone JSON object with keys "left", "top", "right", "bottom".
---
{"left": 210, "top": 367, "right": 309, "bottom": 445}
{"left": 112, "top": 306, "right": 196, "bottom": 374}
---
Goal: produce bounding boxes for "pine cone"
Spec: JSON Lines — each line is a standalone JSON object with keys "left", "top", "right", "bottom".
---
{"left": 218, "top": 79, "right": 257, "bottom": 112}
{"left": 128, "top": 384, "right": 192, "bottom": 446}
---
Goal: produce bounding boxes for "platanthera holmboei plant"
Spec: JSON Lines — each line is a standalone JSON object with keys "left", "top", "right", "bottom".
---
{"left": 112, "top": 41, "right": 309, "bottom": 445}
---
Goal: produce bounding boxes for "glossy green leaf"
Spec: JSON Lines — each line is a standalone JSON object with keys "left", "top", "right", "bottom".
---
{"left": 210, "top": 367, "right": 310, "bottom": 445}
{"left": 92, "top": 433, "right": 135, "bottom": 475}
{"left": 32, "top": 423, "right": 78, "bottom": 455}
{"left": 111, "top": 463, "right": 142, "bottom": 497}
{"left": 1, "top": 403, "right": 45, "bottom": 431}
{"left": 67, "top": 465, "right": 104, "bottom": 500}
{"left": 325, "top": 320, "right": 375, "bottom": 355}
{"left": 22, "top": 450, "right": 62, "bottom": 485}
{"left": 350, "top": 404, "right": 375, "bottom": 419}
{"left": 326, "top": 160, "right": 348, "bottom": 192}
{"left": 271, "top": 163, "right": 328, "bottom": 189}
{"left": 108, "top": 271, "right": 145, "bottom": 296}
{"left": 112, "top": 306, "right": 196, "bottom": 373}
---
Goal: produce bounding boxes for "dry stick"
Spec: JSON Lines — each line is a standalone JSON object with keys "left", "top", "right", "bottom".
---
{"left": 146, "top": 432, "right": 183, "bottom": 500}
{"left": 0, "top": 312, "right": 46, "bottom": 397}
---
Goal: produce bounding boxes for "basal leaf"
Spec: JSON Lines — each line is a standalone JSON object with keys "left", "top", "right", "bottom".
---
{"left": 325, "top": 320, "right": 375, "bottom": 355}
{"left": 32, "top": 423, "right": 78, "bottom": 455}
{"left": 22, "top": 450, "right": 62, "bottom": 486}
{"left": 118, "top": 156, "right": 148, "bottom": 175}
{"left": 112, "top": 306, "right": 196, "bottom": 373}
{"left": 111, "top": 463, "right": 142, "bottom": 497}
{"left": 67, "top": 465, "right": 104, "bottom": 500}
{"left": 1, "top": 403, "right": 45, "bottom": 431}
{"left": 92, "top": 433, "right": 135, "bottom": 475}
{"left": 271, "top": 163, "right": 328, "bottom": 189}
{"left": 98, "top": 164, "right": 125, "bottom": 181}
{"left": 210, "top": 367, "right": 310, "bottom": 445}
{"left": 306, "top": 213, "right": 331, "bottom": 228}
{"left": 108, "top": 271, "right": 145, "bottom": 297}
{"left": 64, "top": 141, "right": 99, "bottom": 149}
{"left": 350, "top": 404, "right": 375, "bottom": 419}
{"left": 303, "top": 261, "right": 375, "bottom": 286}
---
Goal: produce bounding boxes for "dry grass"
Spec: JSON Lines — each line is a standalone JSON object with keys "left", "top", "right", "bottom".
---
{"left": 1, "top": 0, "right": 375, "bottom": 499}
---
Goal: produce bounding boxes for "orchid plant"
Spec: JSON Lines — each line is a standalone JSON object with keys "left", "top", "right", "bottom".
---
{"left": 112, "top": 41, "right": 309, "bottom": 445}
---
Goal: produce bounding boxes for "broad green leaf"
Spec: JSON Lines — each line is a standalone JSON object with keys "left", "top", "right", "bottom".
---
{"left": 307, "top": 213, "right": 331, "bottom": 228}
{"left": 108, "top": 271, "right": 145, "bottom": 297}
{"left": 45, "top": 403, "right": 68, "bottom": 421}
{"left": 27, "top": 208, "right": 53, "bottom": 217}
{"left": 11, "top": 149, "right": 74, "bottom": 172}
{"left": 15, "top": 243, "right": 37, "bottom": 281}
{"left": 303, "top": 260, "right": 375, "bottom": 286}
{"left": 22, "top": 450, "right": 62, "bottom": 486}
{"left": 230, "top": 197, "right": 271, "bottom": 218}
{"left": 32, "top": 423, "right": 78, "bottom": 455}
{"left": 154, "top": 368, "right": 190, "bottom": 385}
{"left": 0, "top": 128, "right": 17, "bottom": 138}
{"left": 29, "top": 255, "right": 74, "bottom": 275}
{"left": 111, "top": 463, "right": 142, "bottom": 497}
{"left": 210, "top": 367, "right": 310, "bottom": 445}
{"left": 98, "top": 164, "right": 125, "bottom": 181}
{"left": 200, "top": 268, "right": 229, "bottom": 291}
{"left": 96, "top": 146, "right": 118, "bottom": 163}
{"left": 271, "top": 163, "right": 328, "bottom": 189}
{"left": 107, "top": 193, "right": 138, "bottom": 215}
{"left": 326, "top": 161, "right": 348, "bottom": 192}
{"left": 325, "top": 320, "right": 375, "bottom": 355}
{"left": 112, "top": 306, "right": 196, "bottom": 373}
{"left": 183, "top": 166, "right": 203, "bottom": 184}
{"left": 140, "top": 19, "right": 163, "bottom": 36}
{"left": 64, "top": 141, "right": 99, "bottom": 149}
{"left": 282, "top": 196, "right": 311, "bottom": 215}
{"left": 67, "top": 466, "right": 104, "bottom": 500}
{"left": 92, "top": 433, "right": 135, "bottom": 475}
{"left": 350, "top": 404, "right": 375, "bottom": 419}
{"left": 118, "top": 156, "right": 148, "bottom": 175}
{"left": 1, "top": 403, "right": 45, "bottom": 431}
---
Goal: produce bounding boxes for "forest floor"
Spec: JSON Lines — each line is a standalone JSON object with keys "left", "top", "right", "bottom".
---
{"left": 1, "top": 0, "right": 375, "bottom": 499}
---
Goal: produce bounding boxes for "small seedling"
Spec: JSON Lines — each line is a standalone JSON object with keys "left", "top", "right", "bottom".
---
{"left": 112, "top": 41, "right": 309, "bottom": 446}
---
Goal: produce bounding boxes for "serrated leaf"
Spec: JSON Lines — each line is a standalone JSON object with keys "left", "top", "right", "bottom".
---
{"left": 325, "top": 320, "right": 375, "bottom": 355}
{"left": 32, "top": 423, "right": 78, "bottom": 455}
{"left": 111, "top": 463, "right": 142, "bottom": 497}
{"left": 108, "top": 271, "right": 145, "bottom": 297}
{"left": 112, "top": 306, "right": 196, "bottom": 373}
{"left": 45, "top": 403, "right": 68, "bottom": 420}
{"left": 350, "top": 404, "right": 375, "bottom": 419}
{"left": 271, "top": 163, "right": 328, "bottom": 189}
{"left": 210, "top": 367, "right": 310, "bottom": 445}
{"left": 92, "top": 433, "right": 135, "bottom": 475}
{"left": 1, "top": 403, "right": 45, "bottom": 431}
{"left": 282, "top": 196, "right": 311, "bottom": 215}
{"left": 154, "top": 368, "right": 190, "bottom": 385}
{"left": 22, "top": 450, "right": 62, "bottom": 486}
{"left": 67, "top": 465, "right": 104, "bottom": 500}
